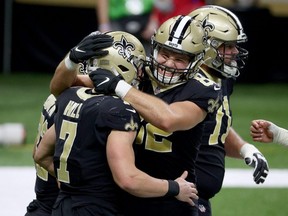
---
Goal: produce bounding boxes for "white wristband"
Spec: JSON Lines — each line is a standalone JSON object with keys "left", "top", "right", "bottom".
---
{"left": 240, "top": 143, "right": 260, "bottom": 159}
{"left": 269, "top": 123, "right": 288, "bottom": 146}
{"left": 64, "top": 56, "right": 77, "bottom": 71}
{"left": 115, "top": 80, "right": 132, "bottom": 99}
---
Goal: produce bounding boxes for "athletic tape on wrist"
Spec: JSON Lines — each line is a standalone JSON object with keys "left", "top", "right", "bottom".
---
{"left": 64, "top": 56, "right": 77, "bottom": 71}
{"left": 165, "top": 180, "right": 180, "bottom": 197}
{"left": 115, "top": 80, "right": 132, "bottom": 99}
{"left": 240, "top": 143, "right": 260, "bottom": 158}
{"left": 269, "top": 123, "right": 288, "bottom": 146}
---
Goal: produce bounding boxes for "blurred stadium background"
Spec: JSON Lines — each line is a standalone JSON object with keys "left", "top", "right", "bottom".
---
{"left": 2, "top": 0, "right": 288, "bottom": 82}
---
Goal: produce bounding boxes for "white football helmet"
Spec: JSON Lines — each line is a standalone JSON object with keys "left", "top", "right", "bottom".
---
{"left": 189, "top": 5, "right": 248, "bottom": 78}
{"left": 82, "top": 31, "right": 146, "bottom": 86}
{"left": 150, "top": 15, "right": 206, "bottom": 85}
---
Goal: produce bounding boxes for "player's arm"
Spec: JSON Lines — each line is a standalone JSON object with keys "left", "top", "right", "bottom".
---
{"left": 250, "top": 119, "right": 288, "bottom": 146}
{"left": 225, "top": 127, "right": 246, "bottom": 159}
{"left": 50, "top": 57, "right": 78, "bottom": 97}
{"left": 89, "top": 69, "right": 207, "bottom": 132}
{"left": 225, "top": 127, "right": 269, "bottom": 184}
{"left": 106, "top": 130, "right": 198, "bottom": 206}
{"left": 250, "top": 119, "right": 273, "bottom": 143}
{"left": 50, "top": 31, "right": 113, "bottom": 97}
{"left": 33, "top": 124, "right": 56, "bottom": 176}
{"left": 122, "top": 87, "right": 206, "bottom": 132}
{"left": 50, "top": 59, "right": 93, "bottom": 97}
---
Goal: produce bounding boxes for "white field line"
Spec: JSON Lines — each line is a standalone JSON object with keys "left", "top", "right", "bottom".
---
{"left": 1, "top": 167, "right": 288, "bottom": 216}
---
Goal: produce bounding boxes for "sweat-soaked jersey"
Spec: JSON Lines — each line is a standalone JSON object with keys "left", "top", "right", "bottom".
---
{"left": 53, "top": 87, "right": 140, "bottom": 212}
{"left": 195, "top": 72, "right": 235, "bottom": 200}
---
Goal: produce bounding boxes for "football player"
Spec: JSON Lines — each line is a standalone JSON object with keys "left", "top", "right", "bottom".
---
{"left": 25, "top": 94, "right": 58, "bottom": 216}
{"left": 34, "top": 31, "right": 198, "bottom": 216}
{"left": 24, "top": 32, "right": 113, "bottom": 216}
{"left": 250, "top": 119, "right": 288, "bottom": 146}
{"left": 189, "top": 5, "right": 269, "bottom": 215}
{"left": 89, "top": 16, "right": 222, "bottom": 216}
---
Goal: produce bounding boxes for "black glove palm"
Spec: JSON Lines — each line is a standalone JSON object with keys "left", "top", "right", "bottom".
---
{"left": 69, "top": 31, "right": 113, "bottom": 63}
{"left": 245, "top": 152, "right": 269, "bottom": 184}
{"left": 89, "top": 68, "right": 123, "bottom": 94}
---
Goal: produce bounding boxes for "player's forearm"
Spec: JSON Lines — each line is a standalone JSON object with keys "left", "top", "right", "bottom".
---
{"left": 124, "top": 87, "right": 176, "bottom": 132}
{"left": 73, "top": 75, "right": 94, "bottom": 88}
{"left": 269, "top": 123, "right": 288, "bottom": 146}
{"left": 120, "top": 173, "right": 169, "bottom": 198}
{"left": 41, "top": 158, "right": 55, "bottom": 177}
{"left": 34, "top": 153, "right": 55, "bottom": 176}
{"left": 225, "top": 128, "right": 245, "bottom": 159}
{"left": 50, "top": 58, "right": 77, "bottom": 97}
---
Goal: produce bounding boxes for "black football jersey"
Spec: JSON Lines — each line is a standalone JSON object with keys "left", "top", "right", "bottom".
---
{"left": 195, "top": 71, "right": 235, "bottom": 199}
{"left": 34, "top": 94, "right": 59, "bottom": 208}
{"left": 53, "top": 87, "right": 140, "bottom": 207}
{"left": 135, "top": 73, "right": 222, "bottom": 184}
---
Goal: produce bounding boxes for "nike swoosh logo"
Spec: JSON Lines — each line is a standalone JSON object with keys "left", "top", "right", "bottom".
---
{"left": 75, "top": 46, "right": 85, "bottom": 53}
{"left": 126, "top": 108, "right": 136, "bottom": 113}
{"left": 97, "top": 77, "right": 110, "bottom": 87}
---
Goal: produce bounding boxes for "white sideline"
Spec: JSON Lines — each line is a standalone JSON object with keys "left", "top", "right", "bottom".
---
{"left": 1, "top": 167, "right": 288, "bottom": 216}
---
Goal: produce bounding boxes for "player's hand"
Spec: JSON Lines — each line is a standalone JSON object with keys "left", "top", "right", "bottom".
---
{"left": 248, "top": 152, "right": 269, "bottom": 184}
{"left": 240, "top": 143, "right": 269, "bottom": 184}
{"left": 250, "top": 120, "right": 273, "bottom": 143}
{"left": 89, "top": 68, "right": 123, "bottom": 94}
{"left": 69, "top": 31, "right": 113, "bottom": 63}
{"left": 174, "top": 171, "right": 198, "bottom": 206}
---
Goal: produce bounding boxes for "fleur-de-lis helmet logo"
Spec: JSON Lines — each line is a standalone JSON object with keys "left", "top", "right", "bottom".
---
{"left": 200, "top": 15, "right": 215, "bottom": 37}
{"left": 113, "top": 35, "right": 135, "bottom": 59}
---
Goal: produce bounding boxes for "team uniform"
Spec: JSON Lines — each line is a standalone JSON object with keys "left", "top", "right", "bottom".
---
{"left": 52, "top": 86, "right": 140, "bottom": 216}
{"left": 188, "top": 5, "right": 252, "bottom": 216}
{"left": 25, "top": 94, "right": 59, "bottom": 216}
{"left": 195, "top": 70, "right": 234, "bottom": 215}
{"left": 121, "top": 71, "right": 222, "bottom": 216}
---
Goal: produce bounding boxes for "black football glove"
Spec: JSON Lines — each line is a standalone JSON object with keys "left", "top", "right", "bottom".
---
{"left": 69, "top": 31, "right": 113, "bottom": 63}
{"left": 244, "top": 152, "right": 269, "bottom": 184}
{"left": 89, "top": 68, "right": 123, "bottom": 94}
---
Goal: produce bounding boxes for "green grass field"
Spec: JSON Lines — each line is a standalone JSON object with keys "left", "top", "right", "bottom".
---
{"left": 1, "top": 72, "right": 288, "bottom": 215}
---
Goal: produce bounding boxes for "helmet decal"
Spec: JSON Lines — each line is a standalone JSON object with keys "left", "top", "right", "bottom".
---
{"left": 84, "top": 31, "right": 146, "bottom": 85}
{"left": 113, "top": 35, "right": 135, "bottom": 59}
{"left": 168, "top": 15, "right": 192, "bottom": 46}
{"left": 200, "top": 15, "right": 215, "bottom": 36}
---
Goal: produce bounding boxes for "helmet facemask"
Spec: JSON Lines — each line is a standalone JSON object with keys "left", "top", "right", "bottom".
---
{"left": 206, "top": 39, "right": 248, "bottom": 78}
{"left": 127, "top": 54, "right": 146, "bottom": 88}
{"left": 150, "top": 42, "right": 202, "bottom": 85}
{"left": 150, "top": 15, "right": 206, "bottom": 85}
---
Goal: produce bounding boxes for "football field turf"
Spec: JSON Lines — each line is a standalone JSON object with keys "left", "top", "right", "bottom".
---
{"left": 1, "top": 167, "right": 288, "bottom": 216}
